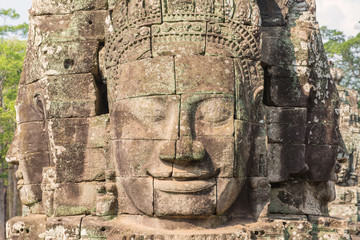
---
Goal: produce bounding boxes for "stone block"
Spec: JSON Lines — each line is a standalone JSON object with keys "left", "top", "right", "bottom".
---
{"left": 249, "top": 177, "right": 271, "bottom": 217}
{"left": 268, "top": 65, "right": 311, "bottom": 78}
{"left": 118, "top": 177, "right": 153, "bottom": 215}
{"left": 269, "top": 181, "right": 329, "bottom": 215}
{"left": 16, "top": 82, "right": 46, "bottom": 123}
{"left": 329, "top": 204, "right": 358, "bottom": 223}
{"left": 20, "top": 152, "right": 50, "bottom": 185}
{"left": 81, "top": 216, "right": 113, "bottom": 239}
{"left": 266, "top": 107, "right": 307, "bottom": 123}
{"left": 44, "top": 216, "right": 83, "bottom": 239}
{"left": 175, "top": 56, "right": 234, "bottom": 94}
{"left": 49, "top": 118, "right": 89, "bottom": 146}
{"left": 234, "top": 59, "right": 264, "bottom": 122}
{"left": 53, "top": 182, "right": 98, "bottom": 216}
{"left": 180, "top": 94, "right": 234, "bottom": 137}
{"left": 115, "top": 177, "right": 142, "bottom": 215}
{"left": 307, "top": 78, "right": 340, "bottom": 124}
{"left": 290, "top": 27, "right": 315, "bottom": 66}
{"left": 284, "top": 220, "right": 312, "bottom": 239}
{"left": 267, "top": 122, "right": 306, "bottom": 144}
{"left": 308, "top": 215, "right": 349, "bottom": 230}
{"left": 267, "top": 144, "right": 306, "bottom": 182}
{"left": 18, "top": 184, "right": 42, "bottom": 206}
{"left": 31, "top": 0, "right": 107, "bottom": 15}
{"left": 111, "top": 139, "right": 173, "bottom": 177}
{"left": 126, "top": 0, "right": 162, "bottom": 26}
{"left": 266, "top": 76, "right": 309, "bottom": 107}
{"left": 162, "top": 0, "right": 224, "bottom": 22}
{"left": 31, "top": 11, "right": 106, "bottom": 42}
{"left": 48, "top": 100, "right": 98, "bottom": 118}
{"left": 6, "top": 215, "right": 46, "bottom": 240}
{"left": 110, "top": 96, "right": 179, "bottom": 140}
{"left": 216, "top": 178, "right": 245, "bottom": 215}
{"left": 107, "top": 56, "right": 175, "bottom": 101}
{"left": 257, "top": 0, "right": 288, "bottom": 26}
{"left": 55, "top": 145, "right": 107, "bottom": 183}
{"left": 235, "top": 120, "right": 266, "bottom": 178}
{"left": 247, "top": 221, "right": 285, "bottom": 238}
{"left": 308, "top": 216, "right": 350, "bottom": 239}
{"left": 331, "top": 186, "right": 358, "bottom": 205}
{"left": 306, "top": 123, "right": 338, "bottom": 145}
{"left": 266, "top": 65, "right": 312, "bottom": 101}
{"left": 16, "top": 122, "right": 49, "bottom": 154}
{"left": 105, "top": 26, "right": 151, "bottom": 67}
{"left": 46, "top": 74, "right": 98, "bottom": 101}
{"left": 152, "top": 22, "right": 206, "bottom": 57}
{"left": 108, "top": 0, "right": 122, "bottom": 9}
{"left": 306, "top": 145, "right": 337, "bottom": 181}
{"left": 261, "top": 26, "right": 293, "bottom": 66}
{"left": 175, "top": 136, "right": 234, "bottom": 178}
{"left": 206, "top": 23, "right": 260, "bottom": 59}
{"left": 22, "top": 40, "right": 98, "bottom": 84}
{"left": 87, "top": 115, "right": 110, "bottom": 148}
{"left": 154, "top": 179, "right": 215, "bottom": 216}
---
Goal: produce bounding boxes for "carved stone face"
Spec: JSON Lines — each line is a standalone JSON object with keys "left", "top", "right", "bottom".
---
{"left": 6, "top": 83, "right": 49, "bottom": 207}
{"left": 109, "top": 55, "right": 251, "bottom": 216}
{"left": 7, "top": 0, "right": 263, "bottom": 218}
{"left": 106, "top": 0, "right": 263, "bottom": 216}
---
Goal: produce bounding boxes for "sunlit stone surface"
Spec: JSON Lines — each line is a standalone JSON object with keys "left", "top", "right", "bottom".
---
{"left": 5, "top": 0, "right": 350, "bottom": 239}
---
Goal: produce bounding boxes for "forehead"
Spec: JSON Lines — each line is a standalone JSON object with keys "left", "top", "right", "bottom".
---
{"left": 107, "top": 55, "right": 235, "bottom": 101}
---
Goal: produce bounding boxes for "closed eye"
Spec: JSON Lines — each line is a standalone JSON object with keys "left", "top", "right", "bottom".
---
{"left": 196, "top": 98, "right": 233, "bottom": 124}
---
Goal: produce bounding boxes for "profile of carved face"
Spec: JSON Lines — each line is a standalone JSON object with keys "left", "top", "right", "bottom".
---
{"left": 106, "top": 0, "right": 263, "bottom": 217}
{"left": 6, "top": 81, "right": 49, "bottom": 207}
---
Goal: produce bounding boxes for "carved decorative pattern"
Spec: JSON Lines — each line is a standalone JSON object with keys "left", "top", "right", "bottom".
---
{"left": 105, "top": 0, "right": 260, "bottom": 66}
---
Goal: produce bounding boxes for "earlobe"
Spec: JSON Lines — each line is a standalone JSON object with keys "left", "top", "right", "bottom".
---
{"left": 33, "top": 93, "right": 45, "bottom": 118}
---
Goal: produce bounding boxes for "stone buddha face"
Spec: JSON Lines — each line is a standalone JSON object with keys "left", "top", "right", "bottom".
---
{"left": 6, "top": 82, "right": 49, "bottom": 208}
{"left": 106, "top": 0, "right": 263, "bottom": 217}
{"left": 6, "top": 0, "right": 263, "bottom": 218}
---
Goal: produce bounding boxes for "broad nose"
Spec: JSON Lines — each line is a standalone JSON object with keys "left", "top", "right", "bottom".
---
{"left": 159, "top": 137, "right": 205, "bottom": 164}
{"left": 159, "top": 108, "right": 205, "bottom": 164}
{"left": 175, "top": 136, "right": 205, "bottom": 162}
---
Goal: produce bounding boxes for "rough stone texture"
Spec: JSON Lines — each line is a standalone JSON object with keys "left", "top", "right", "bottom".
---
{"left": 5, "top": 0, "right": 349, "bottom": 239}
{"left": 328, "top": 80, "right": 360, "bottom": 238}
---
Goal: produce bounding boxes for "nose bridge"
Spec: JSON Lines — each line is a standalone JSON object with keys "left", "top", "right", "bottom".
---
{"left": 179, "top": 107, "right": 193, "bottom": 137}
{"left": 175, "top": 104, "right": 205, "bottom": 162}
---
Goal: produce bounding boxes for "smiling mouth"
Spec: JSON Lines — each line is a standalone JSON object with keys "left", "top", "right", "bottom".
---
{"left": 153, "top": 167, "right": 220, "bottom": 193}
{"left": 154, "top": 178, "right": 216, "bottom": 193}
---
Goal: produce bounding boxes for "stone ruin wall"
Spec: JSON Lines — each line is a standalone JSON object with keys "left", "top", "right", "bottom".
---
{"left": 5, "top": 0, "right": 354, "bottom": 239}
{"left": 329, "top": 76, "right": 360, "bottom": 236}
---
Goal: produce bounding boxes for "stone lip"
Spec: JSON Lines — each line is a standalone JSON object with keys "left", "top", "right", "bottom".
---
{"left": 154, "top": 179, "right": 216, "bottom": 193}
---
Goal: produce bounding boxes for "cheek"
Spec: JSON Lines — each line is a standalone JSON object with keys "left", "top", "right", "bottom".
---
{"left": 19, "top": 152, "right": 50, "bottom": 185}
{"left": 112, "top": 139, "right": 174, "bottom": 177}
{"left": 216, "top": 178, "right": 245, "bottom": 215}
{"left": 197, "top": 136, "right": 235, "bottom": 177}
{"left": 110, "top": 96, "right": 180, "bottom": 140}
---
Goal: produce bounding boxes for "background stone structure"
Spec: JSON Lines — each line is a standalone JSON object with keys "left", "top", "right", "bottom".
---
{"left": 328, "top": 68, "right": 360, "bottom": 237}
{"left": 5, "top": 0, "right": 351, "bottom": 239}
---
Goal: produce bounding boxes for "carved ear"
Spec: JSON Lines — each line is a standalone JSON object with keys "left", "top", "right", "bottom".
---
{"left": 33, "top": 93, "right": 45, "bottom": 119}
